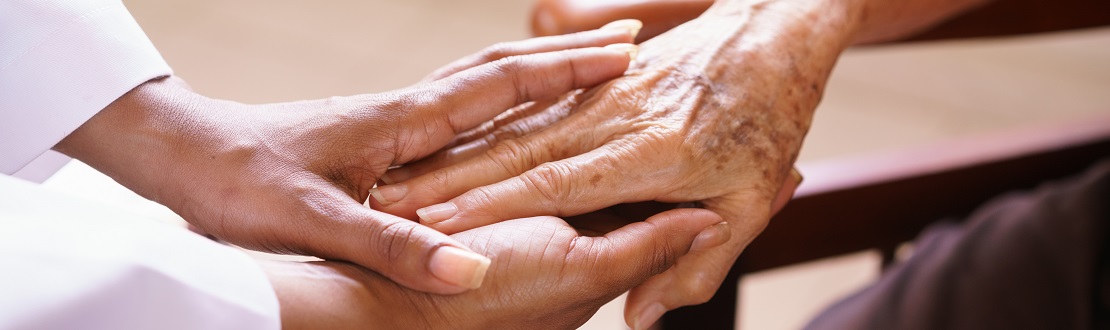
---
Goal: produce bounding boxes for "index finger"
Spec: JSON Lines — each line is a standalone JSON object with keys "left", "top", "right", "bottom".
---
{"left": 423, "top": 20, "right": 641, "bottom": 82}
{"left": 431, "top": 45, "right": 635, "bottom": 128}
{"left": 396, "top": 45, "right": 636, "bottom": 163}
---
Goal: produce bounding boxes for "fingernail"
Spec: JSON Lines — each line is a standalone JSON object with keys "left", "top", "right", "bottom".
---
{"left": 429, "top": 246, "right": 491, "bottom": 289}
{"left": 369, "top": 184, "right": 407, "bottom": 205}
{"left": 380, "top": 167, "right": 409, "bottom": 185}
{"left": 417, "top": 202, "right": 458, "bottom": 224}
{"left": 600, "top": 19, "right": 643, "bottom": 40}
{"left": 690, "top": 221, "right": 731, "bottom": 252}
{"left": 633, "top": 303, "right": 666, "bottom": 330}
{"left": 791, "top": 168, "right": 804, "bottom": 184}
{"left": 604, "top": 43, "right": 639, "bottom": 63}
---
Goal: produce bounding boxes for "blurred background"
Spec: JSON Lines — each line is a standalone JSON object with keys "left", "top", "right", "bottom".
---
{"left": 38, "top": 0, "right": 1109, "bottom": 329}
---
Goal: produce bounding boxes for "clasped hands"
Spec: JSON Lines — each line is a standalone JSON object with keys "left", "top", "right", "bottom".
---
{"left": 57, "top": 11, "right": 819, "bottom": 328}
{"left": 370, "top": 11, "right": 826, "bottom": 327}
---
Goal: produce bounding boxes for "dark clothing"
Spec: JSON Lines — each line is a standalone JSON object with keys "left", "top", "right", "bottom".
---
{"left": 806, "top": 160, "right": 1110, "bottom": 330}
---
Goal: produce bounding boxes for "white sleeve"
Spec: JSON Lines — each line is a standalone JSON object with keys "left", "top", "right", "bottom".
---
{"left": 0, "top": 0, "right": 173, "bottom": 175}
{"left": 0, "top": 175, "right": 281, "bottom": 330}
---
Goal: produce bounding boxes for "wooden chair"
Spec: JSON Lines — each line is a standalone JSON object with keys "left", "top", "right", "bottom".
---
{"left": 530, "top": 1, "right": 1110, "bottom": 328}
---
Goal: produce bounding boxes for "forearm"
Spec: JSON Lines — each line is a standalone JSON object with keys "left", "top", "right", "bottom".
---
{"left": 680, "top": 0, "right": 992, "bottom": 126}
{"left": 697, "top": 0, "right": 862, "bottom": 87}
{"left": 706, "top": 0, "right": 991, "bottom": 45}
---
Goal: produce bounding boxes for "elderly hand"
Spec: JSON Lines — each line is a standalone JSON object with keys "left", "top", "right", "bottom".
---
{"left": 52, "top": 27, "right": 639, "bottom": 295}
{"left": 368, "top": 1, "right": 863, "bottom": 326}
{"left": 263, "top": 205, "right": 726, "bottom": 329}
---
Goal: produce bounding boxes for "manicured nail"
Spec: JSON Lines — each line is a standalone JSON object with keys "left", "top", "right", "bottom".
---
{"left": 417, "top": 202, "right": 458, "bottom": 224}
{"left": 633, "top": 303, "right": 666, "bottom": 330}
{"left": 600, "top": 19, "right": 643, "bottom": 40}
{"left": 690, "top": 222, "right": 731, "bottom": 252}
{"left": 369, "top": 184, "right": 407, "bottom": 205}
{"left": 604, "top": 43, "right": 639, "bottom": 63}
{"left": 790, "top": 168, "right": 804, "bottom": 184}
{"left": 428, "top": 246, "right": 491, "bottom": 289}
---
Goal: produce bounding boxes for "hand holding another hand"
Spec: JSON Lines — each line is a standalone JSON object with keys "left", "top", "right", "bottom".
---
{"left": 371, "top": 2, "right": 852, "bottom": 325}
{"left": 265, "top": 205, "right": 726, "bottom": 330}
{"left": 54, "top": 27, "right": 639, "bottom": 295}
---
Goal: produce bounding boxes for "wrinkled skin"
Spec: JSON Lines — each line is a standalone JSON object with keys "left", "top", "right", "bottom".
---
{"left": 371, "top": 1, "right": 861, "bottom": 326}
{"left": 54, "top": 28, "right": 638, "bottom": 295}
{"left": 266, "top": 205, "right": 727, "bottom": 330}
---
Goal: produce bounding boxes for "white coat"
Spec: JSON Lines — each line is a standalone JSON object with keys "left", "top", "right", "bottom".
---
{"left": 0, "top": 1, "right": 281, "bottom": 328}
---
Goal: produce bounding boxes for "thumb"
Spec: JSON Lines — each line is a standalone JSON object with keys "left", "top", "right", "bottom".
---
{"left": 325, "top": 206, "right": 491, "bottom": 295}
{"left": 770, "top": 167, "right": 803, "bottom": 215}
{"left": 583, "top": 208, "right": 726, "bottom": 292}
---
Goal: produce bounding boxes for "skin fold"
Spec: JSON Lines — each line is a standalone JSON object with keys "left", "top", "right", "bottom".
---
{"left": 373, "top": 0, "right": 990, "bottom": 327}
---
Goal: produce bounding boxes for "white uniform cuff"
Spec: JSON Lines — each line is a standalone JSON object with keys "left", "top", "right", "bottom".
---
{"left": 0, "top": 1, "right": 172, "bottom": 174}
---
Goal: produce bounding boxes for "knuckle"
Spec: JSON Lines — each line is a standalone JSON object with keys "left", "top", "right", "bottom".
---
{"left": 425, "top": 169, "right": 456, "bottom": 196}
{"left": 480, "top": 42, "right": 515, "bottom": 62}
{"left": 461, "top": 186, "right": 501, "bottom": 218}
{"left": 680, "top": 274, "right": 722, "bottom": 305}
{"left": 520, "top": 163, "right": 574, "bottom": 211}
{"left": 485, "top": 139, "right": 536, "bottom": 175}
{"left": 490, "top": 56, "right": 533, "bottom": 103}
{"left": 490, "top": 122, "right": 528, "bottom": 142}
{"left": 649, "top": 240, "right": 679, "bottom": 275}
{"left": 490, "top": 55, "right": 526, "bottom": 75}
{"left": 369, "top": 220, "right": 420, "bottom": 271}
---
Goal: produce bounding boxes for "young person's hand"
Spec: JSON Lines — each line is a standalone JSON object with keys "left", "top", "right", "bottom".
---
{"left": 53, "top": 26, "right": 638, "bottom": 295}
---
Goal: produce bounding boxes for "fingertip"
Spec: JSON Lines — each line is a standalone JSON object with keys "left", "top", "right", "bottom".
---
{"left": 369, "top": 184, "right": 407, "bottom": 205}
{"left": 630, "top": 302, "right": 665, "bottom": 330}
{"left": 416, "top": 202, "right": 458, "bottom": 224}
{"left": 623, "top": 274, "right": 670, "bottom": 329}
{"left": 428, "top": 245, "right": 492, "bottom": 290}
{"left": 379, "top": 172, "right": 399, "bottom": 185}
{"left": 599, "top": 19, "right": 643, "bottom": 40}
{"left": 791, "top": 167, "right": 804, "bottom": 185}
{"left": 645, "top": 207, "right": 724, "bottom": 230}
{"left": 771, "top": 167, "right": 803, "bottom": 215}
{"left": 689, "top": 221, "right": 731, "bottom": 252}
{"left": 603, "top": 43, "right": 639, "bottom": 65}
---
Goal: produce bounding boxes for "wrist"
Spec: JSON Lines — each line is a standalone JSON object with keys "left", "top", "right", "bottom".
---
{"left": 658, "top": 0, "right": 863, "bottom": 106}
{"left": 53, "top": 77, "right": 217, "bottom": 206}
{"left": 261, "top": 260, "right": 436, "bottom": 329}
{"left": 701, "top": 0, "right": 867, "bottom": 52}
